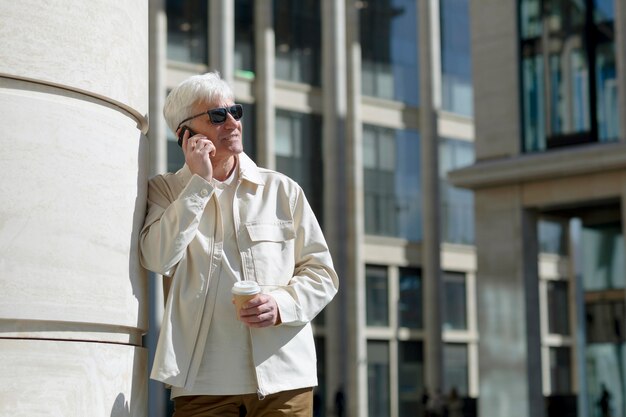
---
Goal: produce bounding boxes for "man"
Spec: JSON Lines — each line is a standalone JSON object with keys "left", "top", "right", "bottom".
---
{"left": 140, "top": 71, "right": 339, "bottom": 416}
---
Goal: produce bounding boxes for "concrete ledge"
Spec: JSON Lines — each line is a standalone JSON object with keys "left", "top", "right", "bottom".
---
{"left": 448, "top": 142, "right": 626, "bottom": 190}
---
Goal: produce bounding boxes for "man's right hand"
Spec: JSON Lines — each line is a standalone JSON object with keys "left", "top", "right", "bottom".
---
{"left": 179, "top": 128, "right": 216, "bottom": 183}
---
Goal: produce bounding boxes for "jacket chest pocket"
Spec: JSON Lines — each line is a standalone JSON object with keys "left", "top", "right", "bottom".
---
{"left": 245, "top": 221, "right": 296, "bottom": 285}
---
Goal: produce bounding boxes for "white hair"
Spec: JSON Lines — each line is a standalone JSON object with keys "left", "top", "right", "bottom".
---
{"left": 163, "top": 71, "right": 235, "bottom": 133}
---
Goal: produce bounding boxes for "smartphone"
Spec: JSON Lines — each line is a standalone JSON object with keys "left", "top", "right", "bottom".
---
{"left": 177, "top": 126, "right": 197, "bottom": 147}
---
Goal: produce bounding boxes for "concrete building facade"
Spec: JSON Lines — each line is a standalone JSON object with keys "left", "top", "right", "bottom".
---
{"left": 451, "top": 1, "right": 626, "bottom": 417}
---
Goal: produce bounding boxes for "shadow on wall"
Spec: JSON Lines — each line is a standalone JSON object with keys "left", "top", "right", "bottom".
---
{"left": 129, "top": 131, "right": 150, "bottom": 331}
{"left": 111, "top": 393, "right": 131, "bottom": 417}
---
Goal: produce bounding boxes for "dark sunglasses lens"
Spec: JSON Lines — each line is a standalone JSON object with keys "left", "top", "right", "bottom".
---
{"left": 229, "top": 104, "right": 243, "bottom": 120}
{"left": 208, "top": 108, "right": 227, "bottom": 124}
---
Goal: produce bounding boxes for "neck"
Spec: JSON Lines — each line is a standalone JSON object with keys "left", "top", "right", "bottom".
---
{"left": 212, "top": 155, "right": 237, "bottom": 182}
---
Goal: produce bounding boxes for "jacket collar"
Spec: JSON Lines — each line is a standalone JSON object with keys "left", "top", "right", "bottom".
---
{"left": 175, "top": 152, "right": 264, "bottom": 188}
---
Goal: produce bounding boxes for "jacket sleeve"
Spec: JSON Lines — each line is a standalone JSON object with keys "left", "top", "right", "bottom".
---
{"left": 139, "top": 174, "right": 214, "bottom": 276}
{"left": 270, "top": 186, "right": 339, "bottom": 326}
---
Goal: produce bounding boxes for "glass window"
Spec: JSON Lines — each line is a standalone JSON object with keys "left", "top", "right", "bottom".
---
{"left": 444, "top": 343, "right": 469, "bottom": 396}
{"left": 360, "top": 0, "right": 419, "bottom": 106}
{"left": 166, "top": 0, "right": 208, "bottom": 64}
{"left": 274, "top": 0, "right": 321, "bottom": 86}
{"left": 366, "top": 265, "right": 389, "bottom": 326}
{"left": 440, "top": 0, "right": 473, "bottom": 116}
{"left": 549, "top": 346, "right": 572, "bottom": 394}
{"left": 547, "top": 280, "right": 570, "bottom": 335}
{"left": 439, "top": 138, "right": 474, "bottom": 244}
{"left": 241, "top": 103, "right": 257, "bottom": 161}
{"left": 519, "top": 0, "right": 619, "bottom": 151}
{"left": 538, "top": 219, "right": 568, "bottom": 255}
{"left": 235, "top": 0, "right": 255, "bottom": 77}
{"left": 364, "top": 125, "right": 421, "bottom": 241}
{"left": 582, "top": 223, "right": 625, "bottom": 291}
{"left": 398, "top": 341, "right": 424, "bottom": 417}
{"left": 443, "top": 272, "right": 467, "bottom": 331}
{"left": 399, "top": 268, "right": 422, "bottom": 329}
{"left": 275, "top": 110, "right": 323, "bottom": 224}
{"left": 368, "top": 341, "right": 391, "bottom": 417}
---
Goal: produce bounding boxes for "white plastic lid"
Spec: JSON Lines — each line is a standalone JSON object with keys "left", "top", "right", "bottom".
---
{"left": 231, "top": 280, "right": 261, "bottom": 295}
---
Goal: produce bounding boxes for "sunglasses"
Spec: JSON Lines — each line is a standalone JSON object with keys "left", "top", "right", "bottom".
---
{"left": 177, "top": 104, "right": 244, "bottom": 129}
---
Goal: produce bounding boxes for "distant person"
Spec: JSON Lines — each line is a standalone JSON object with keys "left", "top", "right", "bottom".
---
{"left": 335, "top": 388, "right": 346, "bottom": 417}
{"left": 140, "top": 71, "right": 339, "bottom": 416}
{"left": 447, "top": 387, "right": 463, "bottom": 417}
{"left": 426, "top": 388, "right": 445, "bottom": 417}
{"left": 597, "top": 384, "right": 612, "bottom": 417}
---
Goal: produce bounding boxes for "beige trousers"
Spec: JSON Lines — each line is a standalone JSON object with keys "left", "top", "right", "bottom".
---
{"left": 173, "top": 387, "right": 314, "bottom": 417}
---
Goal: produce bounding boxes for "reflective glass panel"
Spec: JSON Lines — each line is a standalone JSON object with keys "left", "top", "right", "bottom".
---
{"left": 235, "top": 0, "right": 255, "bottom": 77}
{"left": 275, "top": 110, "right": 323, "bottom": 223}
{"left": 521, "top": 53, "right": 546, "bottom": 151}
{"left": 550, "top": 346, "right": 572, "bottom": 394}
{"left": 360, "top": 0, "right": 419, "bottom": 106}
{"left": 366, "top": 265, "right": 389, "bottom": 327}
{"left": 166, "top": 0, "right": 208, "bottom": 64}
{"left": 368, "top": 341, "right": 391, "bottom": 417}
{"left": 547, "top": 280, "right": 570, "bottom": 335}
{"left": 363, "top": 125, "right": 421, "bottom": 241}
{"left": 538, "top": 219, "right": 567, "bottom": 255}
{"left": 444, "top": 343, "right": 469, "bottom": 396}
{"left": 399, "top": 268, "right": 422, "bottom": 329}
{"left": 585, "top": 344, "right": 626, "bottom": 417}
{"left": 582, "top": 223, "right": 625, "bottom": 291}
{"left": 440, "top": 0, "right": 473, "bottom": 116}
{"left": 274, "top": 0, "right": 321, "bottom": 85}
{"left": 443, "top": 272, "right": 467, "bottom": 331}
{"left": 596, "top": 41, "right": 618, "bottom": 142}
{"left": 398, "top": 341, "right": 424, "bottom": 417}
{"left": 439, "top": 138, "right": 474, "bottom": 244}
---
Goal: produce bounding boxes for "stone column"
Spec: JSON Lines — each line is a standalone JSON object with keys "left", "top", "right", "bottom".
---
{"left": 343, "top": 2, "right": 368, "bottom": 416}
{"left": 0, "top": 1, "right": 149, "bottom": 416}
{"left": 419, "top": 0, "right": 444, "bottom": 394}
{"left": 254, "top": 0, "right": 276, "bottom": 170}
{"left": 209, "top": 0, "right": 234, "bottom": 84}
{"left": 474, "top": 187, "right": 544, "bottom": 417}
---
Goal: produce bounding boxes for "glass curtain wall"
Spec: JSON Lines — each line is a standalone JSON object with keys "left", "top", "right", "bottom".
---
{"left": 582, "top": 221, "right": 625, "bottom": 417}
{"left": 274, "top": 0, "right": 321, "bottom": 86}
{"left": 439, "top": 138, "right": 474, "bottom": 244}
{"left": 520, "top": 0, "right": 619, "bottom": 151}
{"left": 440, "top": 0, "right": 473, "bottom": 116}
{"left": 363, "top": 125, "right": 421, "bottom": 241}
{"left": 166, "top": 0, "right": 208, "bottom": 64}
{"left": 360, "top": 0, "right": 420, "bottom": 106}
{"left": 235, "top": 0, "right": 255, "bottom": 77}
{"left": 366, "top": 266, "right": 424, "bottom": 417}
{"left": 275, "top": 110, "right": 324, "bottom": 224}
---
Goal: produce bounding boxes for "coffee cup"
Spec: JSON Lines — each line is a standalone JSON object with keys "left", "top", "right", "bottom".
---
{"left": 231, "top": 281, "right": 261, "bottom": 320}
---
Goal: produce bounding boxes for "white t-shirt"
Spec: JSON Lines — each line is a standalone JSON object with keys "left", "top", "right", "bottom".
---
{"left": 172, "top": 167, "right": 257, "bottom": 398}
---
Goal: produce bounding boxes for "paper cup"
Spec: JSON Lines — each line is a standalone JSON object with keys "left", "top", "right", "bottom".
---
{"left": 231, "top": 281, "right": 261, "bottom": 319}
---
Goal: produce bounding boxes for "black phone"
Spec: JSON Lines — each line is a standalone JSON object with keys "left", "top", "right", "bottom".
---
{"left": 177, "top": 126, "right": 196, "bottom": 147}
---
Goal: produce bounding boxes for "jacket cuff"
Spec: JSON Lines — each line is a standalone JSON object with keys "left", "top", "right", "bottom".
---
{"left": 270, "top": 288, "right": 299, "bottom": 325}
{"left": 181, "top": 174, "right": 214, "bottom": 210}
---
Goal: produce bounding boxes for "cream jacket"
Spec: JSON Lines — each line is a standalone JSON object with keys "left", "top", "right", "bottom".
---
{"left": 139, "top": 153, "right": 339, "bottom": 396}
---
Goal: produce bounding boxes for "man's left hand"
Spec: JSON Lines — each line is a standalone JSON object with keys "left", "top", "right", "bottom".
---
{"left": 238, "top": 294, "right": 282, "bottom": 327}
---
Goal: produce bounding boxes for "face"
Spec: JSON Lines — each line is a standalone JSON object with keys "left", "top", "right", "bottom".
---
{"left": 187, "top": 99, "right": 244, "bottom": 162}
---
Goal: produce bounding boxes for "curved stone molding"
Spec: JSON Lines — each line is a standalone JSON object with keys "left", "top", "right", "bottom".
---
{"left": 0, "top": 0, "right": 148, "bottom": 121}
{"left": 0, "top": 80, "right": 148, "bottom": 333}
{"left": 0, "top": 339, "right": 147, "bottom": 417}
